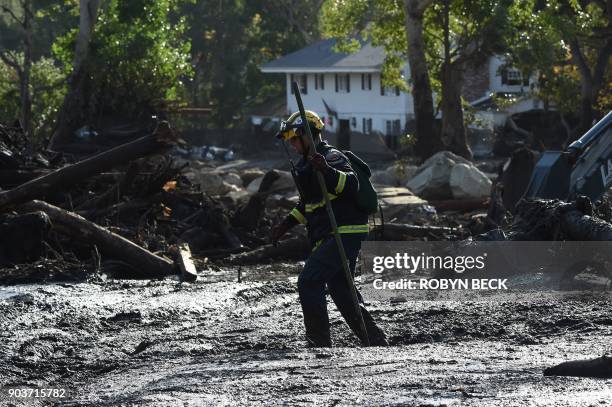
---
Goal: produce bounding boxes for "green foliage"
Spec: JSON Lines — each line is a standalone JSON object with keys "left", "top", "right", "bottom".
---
{"left": 30, "top": 57, "right": 66, "bottom": 139}
{"left": 0, "top": 56, "right": 66, "bottom": 143}
{"left": 0, "top": 61, "right": 19, "bottom": 123}
{"left": 321, "top": 0, "right": 408, "bottom": 90}
{"left": 183, "top": 0, "right": 320, "bottom": 127}
{"left": 52, "top": 0, "right": 193, "bottom": 118}
{"left": 505, "top": 0, "right": 610, "bottom": 115}
{"left": 321, "top": 0, "right": 513, "bottom": 122}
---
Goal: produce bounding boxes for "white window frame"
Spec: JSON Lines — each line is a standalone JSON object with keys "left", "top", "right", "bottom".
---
{"left": 382, "top": 86, "right": 399, "bottom": 96}
{"left": 361, "top": 73, "right": 372, "bottom": 90}
{"left": 315, "top": 73, "right": 325, "bottom": 90}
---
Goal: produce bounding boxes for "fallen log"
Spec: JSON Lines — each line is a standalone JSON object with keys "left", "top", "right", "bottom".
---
{"left": 19, "top": 200, "right": 174, "bottom": 278}
{"left": 370, "top": 223, "right": 460, "bottom": 240}
{"left": 0, "top": 121, "right": 177, "bottom": 212}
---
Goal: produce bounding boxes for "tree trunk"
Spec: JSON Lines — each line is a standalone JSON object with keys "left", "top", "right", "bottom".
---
{"left": 569, "top": 37, "right": 595, "bottom": 141}
{"left": 20, "top": 200, "right": 175, "bottom": 278}
{"left": 404, "top": 0, "right": 442, "bottom": 161}
{"left": 49, "top": 0, "right": 101, "bottom": 151}
{"left": 439, "top": 0, "right": 472, "bottom": 160}
{"left": 20, "top": 0, "right": 32, "bottom": 138}
{"left": 440, "top": 62, "right": 472, "bottom": 160}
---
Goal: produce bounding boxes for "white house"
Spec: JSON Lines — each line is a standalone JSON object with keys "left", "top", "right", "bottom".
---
{"left": 260, "top": 39, "right": 538, "bottom": 154}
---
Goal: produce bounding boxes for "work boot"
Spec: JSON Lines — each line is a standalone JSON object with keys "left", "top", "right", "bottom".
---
{"left": 305, "top": 334, "right": 332, "bottom": 348}
{"left": 343, "top": 305, "right": 389, "bottom": 347}
{"left": 367, "top": 331, "right": 389, "bottom": 347}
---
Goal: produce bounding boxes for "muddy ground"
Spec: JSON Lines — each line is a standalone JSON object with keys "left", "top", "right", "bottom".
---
{"left": 1, "top": 264, "right": 611, "bottom": 406}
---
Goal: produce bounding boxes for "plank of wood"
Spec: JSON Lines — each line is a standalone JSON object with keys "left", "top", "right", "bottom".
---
{"left": 176, "top": 243, "right": 198, "bottom": 282}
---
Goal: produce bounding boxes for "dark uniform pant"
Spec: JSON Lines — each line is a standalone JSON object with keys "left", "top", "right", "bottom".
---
{"left": 297, "top": 233, "right": 386, "bottom": 346}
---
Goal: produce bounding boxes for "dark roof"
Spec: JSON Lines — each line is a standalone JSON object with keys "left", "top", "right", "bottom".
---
{"left": 260, "top": 39, "right": 385, "bottom": 72}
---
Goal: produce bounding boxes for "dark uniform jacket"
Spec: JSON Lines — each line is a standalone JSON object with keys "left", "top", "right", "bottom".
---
{"left": 289, "top": 141, "right": 368, "bottom": 248}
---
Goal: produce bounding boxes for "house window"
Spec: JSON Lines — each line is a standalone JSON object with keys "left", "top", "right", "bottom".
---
{"left": 362, "top": 118, "right": 372, "bottom": 134}
{"left": 315, "top": 74, "right": 325, "bottom": 90}
{"left": 380, "top": 80, "right": 400, "bottom": 96}
{"left": 290, "top": 73, "right": 308, "bottom": 94}
{"left": 501, "top": 68, "right": 528, "bottom": 86}
{"left": 361, "top": 73, "right": 372, "bottom": 90}
{"left": 335, "top": 74, "right": 350, "bottom": 93}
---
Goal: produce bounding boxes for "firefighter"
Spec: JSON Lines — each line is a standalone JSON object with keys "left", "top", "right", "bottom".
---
{"left": 271, "top": 110, "right": 388, "bottom": 347}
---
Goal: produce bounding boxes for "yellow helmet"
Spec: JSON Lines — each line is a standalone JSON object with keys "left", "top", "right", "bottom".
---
{"left": 277, "top": 110, "right": 324, "bottom": 141}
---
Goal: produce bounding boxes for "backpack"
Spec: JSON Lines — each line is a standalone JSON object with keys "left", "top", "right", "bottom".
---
{"left": 343, "top": 150, "right": 379, "bottom": 215}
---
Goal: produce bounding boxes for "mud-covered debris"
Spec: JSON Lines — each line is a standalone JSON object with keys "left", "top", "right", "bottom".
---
{"left": 107, "top": 311, "right": 142, "bottom": 323}
{"left": 132, "top": 340, "right": 155, "bottom": 355}
{"left": 544, "top": 355, "right": 612, "bottom": 378}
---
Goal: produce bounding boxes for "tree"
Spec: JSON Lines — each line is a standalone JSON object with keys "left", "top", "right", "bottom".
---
{"left": 321, "top": 0, "right": 443, "bottom": 160}
{"left": 434, "top": 0, "right": 510, "bottom": 160}
{"left": 50, "top": 0, "right": 192, "bottom": 150}
{"left": 0, "top": 0, "right": 34, "bottom": 137}
{"left": 322, "top": 0, "right": 512, "bottom": 160}
{"left": 506, "top": 0, "right": 611, "bottom": 143}
{"left": 182, "top": 0, "right": 321, "bottom": 127}
{"left": 49, "top": 0, "right": 100, "bottom": 150}
{"left": 404, "top": 0, "right": 442, "bottom": 159}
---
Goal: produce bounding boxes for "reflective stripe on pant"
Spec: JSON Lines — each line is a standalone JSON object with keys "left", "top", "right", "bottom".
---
{"left": 312, "top": 224, "right": 369, "bottom": 252}
{"left": 298, "top": 233, "right": 385, "bottom": 346}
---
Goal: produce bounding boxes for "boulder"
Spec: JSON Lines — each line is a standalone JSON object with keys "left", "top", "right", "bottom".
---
{"left": 406, "top": 151, "right": 490, "bottom": 200}
{"left": 449, "top": 163, "right": 492, "bottom": 199}
{"left": 240, "top": 169, "right": 265, "bottom": 187}
{"left": 184, "top": 171, "right": 236, "bottom": 196}
{"left": 221, "top": 171, "right": 243, "bottom": 188}
{"left": 246, "top": 170, "right": 294, "bottom": 194}
{"left": 371, "top": 163, "right": 418, "bottom": 186}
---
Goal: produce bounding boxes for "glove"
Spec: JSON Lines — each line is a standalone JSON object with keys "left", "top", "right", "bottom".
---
{"left": 308, "top": 153, "right": 331, "bottom": 173}
{"left": 270, "top": 221, "right": 290, "bottom": 247}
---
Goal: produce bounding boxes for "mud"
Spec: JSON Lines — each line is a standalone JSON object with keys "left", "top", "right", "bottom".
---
{"left": 1, "top": 267, "right": 611, "bottom": 406}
